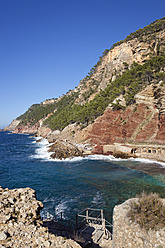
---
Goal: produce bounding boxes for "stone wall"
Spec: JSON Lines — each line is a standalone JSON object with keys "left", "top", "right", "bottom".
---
{"left": 103, "top": 143, "right": 165, "bottom": 162}
{"left": 112, "top": 198, "right": 165, "bottom": 248}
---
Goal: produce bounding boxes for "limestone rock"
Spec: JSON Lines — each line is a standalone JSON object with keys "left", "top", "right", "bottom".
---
{"left": 0, "top": 186, "right": 81, "bottom": 248}
{"left": 113, "top": 198, "right": 165, "bottom": 248}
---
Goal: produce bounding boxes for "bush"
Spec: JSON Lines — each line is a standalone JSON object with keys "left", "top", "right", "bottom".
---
{"left": 128, "top": 192, "right": 165, "bottom": 230}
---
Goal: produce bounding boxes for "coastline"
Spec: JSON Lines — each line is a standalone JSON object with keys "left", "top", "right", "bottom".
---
{"left": 30, "top": 134, "right": 165, "bottom": 170}
{"left": 1, "top": 131, "right": 165, "bottom": 247}
{"left": 2, "top": 129, "right": 165, "bottom": 166}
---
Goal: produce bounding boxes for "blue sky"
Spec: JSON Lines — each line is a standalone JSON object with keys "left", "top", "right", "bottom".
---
{"left": 0, "top": 0, "right": 164, "bottom": 128}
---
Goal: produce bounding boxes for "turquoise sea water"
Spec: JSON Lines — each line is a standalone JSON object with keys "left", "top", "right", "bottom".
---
{"left": 0, "top": 131, "right": 165, "bottom": 223}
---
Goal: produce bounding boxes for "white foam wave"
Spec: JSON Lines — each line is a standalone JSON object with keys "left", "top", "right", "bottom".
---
{"left": 86, "top": 154, "right": 128, "bottom": 162}
{"left": 132, "top": 157, "right": 165, "bottom": 167}
{"left": 29, "top": 137, "right": 165, "bottom": 166}
{"left": 30, "top": 137, "right": 54, "bottom": 160}
{"left": 92, "top": 191, "right": 104, "bottom": 205}
{"left": 86, "top": 154, "right": 165, "bottom": 167}
{"left": 55, "top": 198, "right": 75, "bottom": 219}
{"left": 43, "top": 196, "right": 56, "bottom": 203}
{"left": 41, "top": 197, "right": 75, "bottom": 220}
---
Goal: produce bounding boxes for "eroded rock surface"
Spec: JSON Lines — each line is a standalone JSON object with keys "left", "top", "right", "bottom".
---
{"left": 48, "top": 140, "right": 84, "bottom": 159}
{"left": 0, "top": 186, "right": 81, "bottom": 248}
{"left": 113, "top": 198, "right": 165, "bottom": 248}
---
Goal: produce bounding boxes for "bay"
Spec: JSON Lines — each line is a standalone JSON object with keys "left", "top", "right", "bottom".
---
{"left": 0, "top": 131, "right": 165, "bottom": 223}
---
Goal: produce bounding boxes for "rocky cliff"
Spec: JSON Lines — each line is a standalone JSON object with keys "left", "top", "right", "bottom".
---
{"left": 75, "top": 28, "right": 165, "bottom": 103}
{"left": 4, "top": 18, "right": 165, "bottom": 159}
{"left": 3, "top": 119, "right": 21, "bottom": 132}
{"left": 0, "top": 186, "right": 81, "bottom": 248}
{"left": 88, "top": 83, "right": 165, "bottom": 154}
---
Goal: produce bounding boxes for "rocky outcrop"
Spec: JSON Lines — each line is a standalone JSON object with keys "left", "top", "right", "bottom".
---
{"left": 3, "top": 119, "right": 21, "bottom": 131}
{"left": 0, "top": 186, "right": 81, "bottom": 248}
{"left": 112, "top": 198, "right": 165, "bottom": 248}
{"left": 47, "top": 123, "right": 93, "bottom": 145}
{"left": 13, "top": 122, "right": 40, "bottom": 135}
{"left": 48, "top": 139, "right": 84, "bottom": 159}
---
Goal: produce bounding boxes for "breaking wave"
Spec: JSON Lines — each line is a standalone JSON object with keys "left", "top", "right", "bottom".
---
{"left": 29, "top": 137, "right": 165, "bottom": 167}
{"left": 41, "top": 196, "right": 76, "bottom": 220}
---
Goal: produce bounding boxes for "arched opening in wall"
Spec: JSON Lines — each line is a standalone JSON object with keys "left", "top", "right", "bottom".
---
{"left": 143, "top": 148, "right": 147, "bottom": 153}
{"left": 148, "top": 149, "right": 151, "bottom": 153}
{"left": 137, "top": 148, "right": 141, "bottom": 153}
{"left": 131, "top": 148, "right": 136, "bottom": 154}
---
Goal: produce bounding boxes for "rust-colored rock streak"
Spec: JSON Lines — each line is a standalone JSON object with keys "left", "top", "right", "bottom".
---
{"left": 87, "top": 104, "right": 165, "bottom": 154}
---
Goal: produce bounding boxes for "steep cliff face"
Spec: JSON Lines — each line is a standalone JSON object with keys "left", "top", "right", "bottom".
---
{"left": 74, "top": 29, "right": 165, "bottom": 104}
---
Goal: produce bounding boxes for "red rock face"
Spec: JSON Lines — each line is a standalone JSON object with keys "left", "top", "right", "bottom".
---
{"left": 87, "top": 104, "right": 165, "bottom": 153}
{"left": 155, "top": 114, "right": 165, "bottom": 143}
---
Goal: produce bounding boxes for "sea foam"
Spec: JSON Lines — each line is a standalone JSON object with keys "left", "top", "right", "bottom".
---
{"left": 30, "top": 137, "right": 54, "bottom": 161}
{"left": 30, "top": 137, "right": 165, "bottom": 166}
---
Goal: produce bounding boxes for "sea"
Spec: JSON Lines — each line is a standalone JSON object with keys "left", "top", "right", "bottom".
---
{"left": 0, "top": 131, "right": 165, "bottom": 224}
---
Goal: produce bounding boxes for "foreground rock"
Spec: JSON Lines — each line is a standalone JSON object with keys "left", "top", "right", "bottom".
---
{"left": 0, "top": 186, "right": 81, "bottom": 248}
{"left": 113, "top": 198, "right": 165, "bottom": 248}
{"left": 48, "top": 140, "right": 84, "bottom": 159}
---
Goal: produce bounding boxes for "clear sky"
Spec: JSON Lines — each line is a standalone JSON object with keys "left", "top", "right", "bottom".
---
{"left": 0, "top": 0, "right": 164, "bottom": 128}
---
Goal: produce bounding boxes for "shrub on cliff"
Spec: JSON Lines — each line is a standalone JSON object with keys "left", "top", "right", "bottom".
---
{"left": 128, "top": 192, "right": 165, "bottom": 230}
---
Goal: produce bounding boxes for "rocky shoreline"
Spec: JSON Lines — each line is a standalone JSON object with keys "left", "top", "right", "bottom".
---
{"left": 1, "top": 186, "right": 165, "bottom": 248}
{"left": 2, "top": 127, "right": 165, "bottom": 163}
{"left": 0, "top": 186, "right": 81, "bottom": 248}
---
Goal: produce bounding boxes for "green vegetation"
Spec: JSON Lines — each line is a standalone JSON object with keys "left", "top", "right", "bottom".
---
{"left": 110, "top": 17, "right": 165, "bottom": 50}
{"left": 17, "top": 92, "right": 79, "bottom": 126}
{"left": 17, "top": 103, "right": 57, "bottom": 126}
{"left": 128, "top": 192, "right": 165, "bottom": 230}
{"left": 44, "top": 53, "right": 165, "bottom": 130}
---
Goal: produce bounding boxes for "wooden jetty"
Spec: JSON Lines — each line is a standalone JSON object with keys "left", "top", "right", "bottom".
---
{"left": 42, "top": 208, "right": 113, "bottom": 247}
{"left": 77, "top": 208, "right": 112, "bottom": 245}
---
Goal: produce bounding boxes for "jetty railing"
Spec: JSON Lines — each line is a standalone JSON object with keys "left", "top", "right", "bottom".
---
{"left": 77, "top": 208, "right": 113, "bottom": 240}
